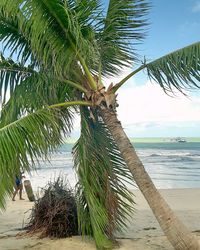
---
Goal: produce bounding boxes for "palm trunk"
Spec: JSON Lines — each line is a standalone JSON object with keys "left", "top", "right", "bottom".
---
{"left": 101, "top": 108, "right": 200, "bottom": 250}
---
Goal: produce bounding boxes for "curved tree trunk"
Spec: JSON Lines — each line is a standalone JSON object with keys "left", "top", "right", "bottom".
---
{"left": 101, "top": 108, "right": 200, "bottom": 250}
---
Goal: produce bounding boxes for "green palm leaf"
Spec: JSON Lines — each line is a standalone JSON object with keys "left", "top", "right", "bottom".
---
{"left": 0, "top": 55, "right": 85, "bottom": 127}
{"left": 146, "top": 42, "right": 200, "bottom": 93}
{"left": 0, "top": 8, "right": 35, "bottom": 65}
{"left": 0, "top": 107, "right": 73, "bottom": 210}
{"left": 0, "top": 0, "right": 100, "bottom": 78}
{"left": 73, "top": 107, "right": 134, "bottom": 249}
{"left": 0, "top": 0, "right": 71, "bottom": 76}
{"left": 96, "top": 0, "right": 150, "bottom": 77}
{"left": 0, "top": 55, "right": 34, "bottom": 104}
{"left": 0, "top": 71, "right": 76, "bottom": 126}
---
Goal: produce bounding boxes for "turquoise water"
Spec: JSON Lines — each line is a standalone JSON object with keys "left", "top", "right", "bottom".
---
{"left": 29, "top": 142, "right": 200, "bottom": 191}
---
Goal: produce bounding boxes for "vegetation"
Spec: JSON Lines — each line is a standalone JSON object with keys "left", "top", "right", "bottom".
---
{"left": 73, "top": 107, "right": 134, "bottom": 248}
{"left": 0, "top": 0, "right": 200, "bottom": 249}
{"left": 27, "top": 177, "right": 78, "bottom": 238}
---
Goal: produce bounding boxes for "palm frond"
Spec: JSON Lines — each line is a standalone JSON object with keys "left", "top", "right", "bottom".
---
{"left": 96, "top": 0, "right": 150, "bottom": 77}
{"left": 31, "top": 0, "right": 102, "bottom": 84}
{"left": 0, "top": 0, "right": 101, "bottom": 78}
{"left": 0, "top": 7, "right": 36, "bottom": 66}
{"left": 0, "top": 0, "right": 72, "bottom": 76}
{"left": 69, "top": 0, "right": 103, "bottom": 69}
{"left": 0, "top": 70, "right": 77, "bottom": 127}
{"left": 0, "top": 55, "right": 84, "bottom": 127}
{"left": 73, "top": 107, "right": 134, "bottom": 249}
{"left": 0, "top": 55, "right": 34, "bottom": 104}
{"left": 146, "top": 41, "right": 200, "bottom": 94}
{"left": 0, "top": 107, "right": 73, "bottom": 210}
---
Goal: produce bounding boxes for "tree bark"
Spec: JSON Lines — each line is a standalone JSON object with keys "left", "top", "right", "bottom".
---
{"left": 24, "top": 180, "right": 35, "bottom": 202}
{"left": 101, "top": 108, "right": 200, "bottom": 250}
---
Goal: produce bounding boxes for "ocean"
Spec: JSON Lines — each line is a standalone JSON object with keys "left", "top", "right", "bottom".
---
{"left": 28, "top": 142, "right": 200, "bottom": 191}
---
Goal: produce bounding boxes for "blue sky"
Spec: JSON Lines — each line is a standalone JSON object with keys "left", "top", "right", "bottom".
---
{"left": 134, "top": 0, "right": 200, "bottom": 84}
{"left": 140, "top": 0, "right": 200, "bottom": 59}
{"left": 108, "top": 0, "right": 200, "bottom": 138}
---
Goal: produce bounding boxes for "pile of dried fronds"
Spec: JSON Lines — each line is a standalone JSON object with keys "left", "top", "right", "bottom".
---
{"left": 27, "top": 177, "right": 78, "bottom": 238}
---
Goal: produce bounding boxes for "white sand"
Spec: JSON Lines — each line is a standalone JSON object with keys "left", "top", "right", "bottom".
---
{"left": 0, "top": 188, "right": 200, "bottom": 250}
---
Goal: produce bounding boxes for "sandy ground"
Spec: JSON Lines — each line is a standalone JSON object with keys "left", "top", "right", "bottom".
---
{"left": 0, "top": 188, "right": 200, "bottom": 250}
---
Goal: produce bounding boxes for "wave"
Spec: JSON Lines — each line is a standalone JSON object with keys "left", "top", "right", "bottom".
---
{"left": 152, "top": 177, "right": 200, "bottom": 182}
{"left": 36, "top": 167, "right": 73, "bottom": 171}
{"left": 23, "top": 142, "right": 200, "bottom": 190}
{"left": 147, "top": 152, "right": 200, "bottom": 158}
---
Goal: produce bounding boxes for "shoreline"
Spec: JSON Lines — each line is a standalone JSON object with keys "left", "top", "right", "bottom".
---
{"left": 64, "top": 138, "right": 200, "bottom": 144}
{"left": 0, "top": 188, "right": 200, "bottom": 249}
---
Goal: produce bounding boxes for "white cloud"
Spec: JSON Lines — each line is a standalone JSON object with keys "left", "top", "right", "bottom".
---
{"left": 71, "top": 79, "right": 200, "bottom": 137}
{"left": 192, "top": 2, "right": 200, "bottom": 12}
{"left": 117, "top": 80, "right": 200, "bottom": 126}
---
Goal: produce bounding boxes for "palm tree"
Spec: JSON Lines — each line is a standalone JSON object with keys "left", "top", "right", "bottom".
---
{"left": 0, "top": 0, "right": 200, "bottom": 249}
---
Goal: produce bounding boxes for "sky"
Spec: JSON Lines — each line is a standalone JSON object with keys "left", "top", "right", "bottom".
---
{"left": 1, "top": 1, "right": 200, "bottom": 138}
{"left": 104, "top": 0, "right": 200, "bottom": 138}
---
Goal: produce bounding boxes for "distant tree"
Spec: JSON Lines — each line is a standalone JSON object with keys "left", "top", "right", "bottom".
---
{"left": 0, "top": 1, "right": 200, "bottom": 249}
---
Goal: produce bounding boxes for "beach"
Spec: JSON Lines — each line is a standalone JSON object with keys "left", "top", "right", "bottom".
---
{"left": 1, "top": 188, "right": 200, "bottom": 250}
{"left": 1, "top": 142, "right": 200, "bottom": 249}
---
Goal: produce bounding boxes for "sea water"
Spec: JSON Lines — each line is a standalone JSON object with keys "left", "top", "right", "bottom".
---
{"left": 28, "top": 142, "right": 200, "bottom": 191}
